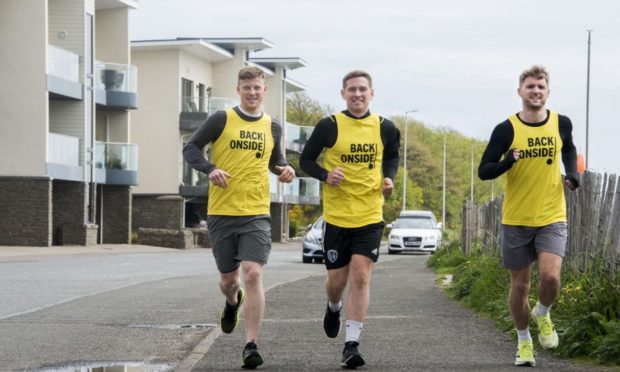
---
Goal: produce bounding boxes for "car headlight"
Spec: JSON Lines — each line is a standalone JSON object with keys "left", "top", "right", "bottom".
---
{"left": 389, "top": 235, "right": 398, "bottom": 240}
{"left": 427, "top": 234, "right": 437, "bottom": 241}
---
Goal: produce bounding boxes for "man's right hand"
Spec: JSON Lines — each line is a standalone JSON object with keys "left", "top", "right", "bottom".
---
{"left": 510, "top": 148, "right": 520, "bottom": 162}
{"left": 326, "top": 167, "right": 344, "bottom": 186}
{"left": 208, "top": 168, "right": 232, "bottom": 188}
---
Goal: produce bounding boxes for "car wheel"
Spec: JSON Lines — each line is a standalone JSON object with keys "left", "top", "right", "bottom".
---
{"left": 315, "top": 257, "right": 324, "bottom": 264}
{"left": 388, "top": 249, "right": 400, "bottom": 255}
{"left": 302, "top": 256, "right": 313, "bottom": 263}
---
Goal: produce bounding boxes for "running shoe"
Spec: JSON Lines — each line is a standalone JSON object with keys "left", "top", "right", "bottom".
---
{"left": 242, "top": 340, "right": 264, "bottom": 369}
{"left": 514, "top": 339, "right": 536, "bottom": 367}
{"left": 323, "top": 302, "right": 341, "bottom": 338}
{"left": 341, "top": 341, "right": 366, "bottom": 369}
{"left": 531, "top": 307, "right": 559, "bottom": 349}
{"left": 220, "top": 287, "right": 245, "bottom": 334}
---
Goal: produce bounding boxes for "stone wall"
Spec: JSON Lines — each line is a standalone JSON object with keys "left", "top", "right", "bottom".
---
{"left": 132, "top": 195, "right": 184, "bottom": 231}
{"left": 0, "top": 177, "right": 52, "bottom": 246}
{"left": 100, "top": 185, "right": 131, "bottom": 244}
{"left": 136, "top": 228, "right": 194, "bottom": 249}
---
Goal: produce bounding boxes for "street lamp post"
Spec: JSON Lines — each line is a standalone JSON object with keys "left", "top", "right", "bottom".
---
{"left": 402, "top": 109, "right": 418, "bottom": 211}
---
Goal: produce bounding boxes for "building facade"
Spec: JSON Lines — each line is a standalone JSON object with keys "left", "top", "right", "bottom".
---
{"left": 130, "top": 38, "right": 319, "bottom": 241}
{"left": 0, "top": 0, "right": 139, "bottom": 246}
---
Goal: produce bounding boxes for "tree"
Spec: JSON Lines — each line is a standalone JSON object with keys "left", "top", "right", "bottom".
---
{"left": 287, "top": 92, "right": 334, "bottom": 126}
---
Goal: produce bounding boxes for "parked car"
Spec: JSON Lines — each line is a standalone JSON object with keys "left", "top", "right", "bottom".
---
{"left": 387, "top": 210, "right": 442, "bottom": 254}
{"left": 302, "top": 216, "right": 324, "bottom": 263}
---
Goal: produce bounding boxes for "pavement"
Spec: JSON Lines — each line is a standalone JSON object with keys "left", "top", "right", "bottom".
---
{"left": 0, "top": 243, "right": 610, "bottom": 371}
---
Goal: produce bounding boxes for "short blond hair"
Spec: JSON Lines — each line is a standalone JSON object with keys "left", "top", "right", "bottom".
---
{"left": 238, "top": 66, "right": 264, "bottom": 82}
{"left": 519, "top": 65, "right": 549, "bottom": 86}
{"left": 342, "top": 70, "right": 373, "bottom": 88}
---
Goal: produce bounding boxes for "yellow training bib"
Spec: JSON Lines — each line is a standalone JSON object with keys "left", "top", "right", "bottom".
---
{"left": 207, "top": 109, "right": 274, "bottom": 216}
{"left": 322, "top": 112, "right": 384, "bottom": 227}
{"left": 502, "top": 111, "right": 566, "bottom": 226}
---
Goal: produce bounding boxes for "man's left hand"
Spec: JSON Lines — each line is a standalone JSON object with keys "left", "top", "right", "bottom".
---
{"left": 382, "top": 177, "right": 394, "bottom": 197}
{"left": 275, "top": 165, "right": 295, "bottom": 183}
{"left": 565, "top": 179, "right": 577, "bottom": 191}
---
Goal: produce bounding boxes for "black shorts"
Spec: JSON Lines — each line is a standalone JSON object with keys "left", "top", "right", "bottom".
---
{"left": 323, "top": 221, "right": 385, "bottom": 270}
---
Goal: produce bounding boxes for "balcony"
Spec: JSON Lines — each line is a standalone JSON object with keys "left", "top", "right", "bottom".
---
{"left": 284, "top": 177, "right": 320, "bottom": 205}
{"left": 180, "top": 96, "right": 237, "bottom": 132}
{"left": 270, "top": 175, "right": 320, "bottom": 205}
{"left": 285, "top": 122, "right": 314, "bottom": 153}
{"left": 95, "top": 62, "right": 138, "bottom": 109}
{"left": 46, "top": 132, "right": 82, "bottom": 181}
{"left": 180, "top": 159, "right": 209, "bottom": 197}
{"left": 47, "top": 45, "right": 82, "bottom": 100}
{"left": 95, "top": 141, "right": 138, "bottom": 185}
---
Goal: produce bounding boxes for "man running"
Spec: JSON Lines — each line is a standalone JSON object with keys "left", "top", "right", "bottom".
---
{"left": 300, "top": 70, "right": 400, "bottom": 369}
{"left": 183, "top": 66, "right": 295, "bottom": 369}
{"left": 478, "top": 65, "right": 579, "bottom": 367}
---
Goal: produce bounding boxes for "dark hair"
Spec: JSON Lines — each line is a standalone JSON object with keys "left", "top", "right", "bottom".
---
{"left": 519, "top": 65, "right": 549, "bottom": 86}
{"left": 238, "top": 66, "right": 264, "bottom": 82}
{"left": 342, "top": 70, "right": 372, "bottom": 88}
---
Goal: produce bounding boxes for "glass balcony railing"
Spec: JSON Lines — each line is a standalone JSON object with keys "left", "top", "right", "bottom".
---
{"left": 48, "top": 132, "right": 79, "bottom": 166}
{"left": 284, "top": 177, "right": 320, "bottom": 199}
{"left": 47, "top": 45, "right": 79, "bottom": 82}
{"left": 95, "top": 62, "right": 137, "bottom": 93}
{"left": 95, "top": 141, "right": 138, "bottom": 171}
{"left": 180, "top": 96, "right": 237, "bottom": 115}
{"left": 285, "top": 122, "right": 314, "bottom": 152}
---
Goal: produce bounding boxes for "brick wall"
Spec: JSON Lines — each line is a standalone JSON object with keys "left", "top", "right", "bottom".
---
{"left": 0, "top": 177, "right": 52, "bottom": 246}
{"left": 132, "top": 195, "right": 184, "bottom": 231}
{"left": 52, "top": 180, "right": 89, "bottom": 245}
{"left": 100, "top": 185, "right": 131, "bottom": 244}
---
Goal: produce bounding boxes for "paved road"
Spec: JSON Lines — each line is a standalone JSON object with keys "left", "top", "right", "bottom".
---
{"left": 0, "top": 244, "right": 607, "bottom": 371}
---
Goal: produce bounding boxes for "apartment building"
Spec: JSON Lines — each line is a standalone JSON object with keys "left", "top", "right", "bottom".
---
{"left": 130, "top": 37, "right": 319, "bottom": 241}
{"left": 0, "top": 0, "right": 139, "bottom": 246}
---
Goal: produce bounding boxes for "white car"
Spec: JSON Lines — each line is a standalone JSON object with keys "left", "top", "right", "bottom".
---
{"left": 387, "top": 211, "right": 442, "bottom": 254}
{"left": 302, "top": 216, "right": 324, "bottom": 263}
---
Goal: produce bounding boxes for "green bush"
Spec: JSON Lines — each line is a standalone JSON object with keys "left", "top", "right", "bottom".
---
{"left": 428, "top": 242, "right": 620, "bottom": 365}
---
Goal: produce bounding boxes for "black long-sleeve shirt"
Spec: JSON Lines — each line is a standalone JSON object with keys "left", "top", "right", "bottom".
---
{"left": 299, "top": 110, "right": 400, "bottom": 181}
{"left": 478, "top": 110, "right": 579, "bottom": 187}
{"left": 182, "top": 107, "right": 288, "bottom": 175}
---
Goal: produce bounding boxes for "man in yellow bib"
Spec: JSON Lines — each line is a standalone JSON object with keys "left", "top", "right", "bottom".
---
{"left": 478, "top": 66, "right": 579, "bottom": 367}
{"left": 300, "top": 70, "right": 400, "bottom": 369}
{"left": 183, "top": 66, "right": 295, "bottom": 369}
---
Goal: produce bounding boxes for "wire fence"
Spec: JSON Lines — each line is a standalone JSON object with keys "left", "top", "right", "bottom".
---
{"left": 461, "top": 170, "right": 620, "bottom": 278}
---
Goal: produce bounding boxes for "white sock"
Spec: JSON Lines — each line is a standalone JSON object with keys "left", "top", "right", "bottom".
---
{"left": 345, "top": 320, "right": 363, "bottom": 343}
{"left": 535, "top": 301, "right": 551, "bottom": 316}
{"left": 328, "top": 300, "right": 342, "bottom": 313}
{"left": 516, "top": 327, "right": 531, "bottom": 342}
{"left": 535, "top": 301, "right": 550, "bottom": 317}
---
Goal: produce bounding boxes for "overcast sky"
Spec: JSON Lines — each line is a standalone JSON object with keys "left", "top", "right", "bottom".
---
{"left": 130, "top": 0, "right": 620, "bottom": 174}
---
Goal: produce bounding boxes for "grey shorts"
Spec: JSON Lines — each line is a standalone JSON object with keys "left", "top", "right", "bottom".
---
{"left": 207, "top": 215, "right": 271, "bottom": 273}
{"left": 501, "top": 222, "right": 567, "bottom": 270}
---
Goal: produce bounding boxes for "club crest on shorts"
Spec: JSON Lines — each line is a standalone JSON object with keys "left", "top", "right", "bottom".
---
{"left": 327, "top": 249, "right": 338, "bottom": 263}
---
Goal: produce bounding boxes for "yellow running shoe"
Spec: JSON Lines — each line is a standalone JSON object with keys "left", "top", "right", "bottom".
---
{"left": 220, "top": 287, "right": 245, "bottom": 334}
{"left": 514, "top": 339, "right": 536, "bottom": 367}
{"left": 531, "top": 307, "right": 559, "bottom": 349}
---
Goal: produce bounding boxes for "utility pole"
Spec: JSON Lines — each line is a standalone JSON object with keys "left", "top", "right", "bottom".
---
{"left": 402, "top": 109, "right": 417, "bottom": 211}
{"left": 585, "top": 29, "right": 592, "bottom": 169}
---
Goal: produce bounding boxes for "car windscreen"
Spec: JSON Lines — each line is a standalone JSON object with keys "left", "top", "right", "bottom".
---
{"left": 393, "top": 217, "right": 434, "bottom": 229}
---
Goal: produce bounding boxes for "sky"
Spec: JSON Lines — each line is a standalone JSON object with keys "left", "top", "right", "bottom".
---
{"left": 130, "top": 0, "right": 620, "bottom": 174}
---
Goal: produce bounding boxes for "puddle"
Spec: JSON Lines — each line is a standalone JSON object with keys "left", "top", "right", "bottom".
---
{"left": 37, "top": 362, "right": 173, "bottom": 372}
